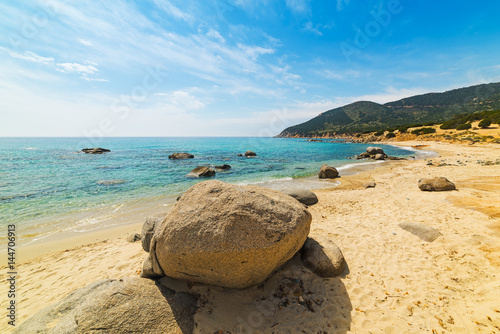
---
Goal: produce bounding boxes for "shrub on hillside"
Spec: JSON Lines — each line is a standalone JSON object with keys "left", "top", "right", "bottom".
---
{"left": 478, "top": 118, "right": 492, "bottom": 128}
{"left": 374, "top": 130, "right": 384, "bottom": 136}
{"left": 411, "top": 127, "right": 436, "bottom": 135}
{"left": 456, "top": 123, "right": 471, "bottom": 130}
{"left": 386, "top": 132, "right": 396, "bottom": 138}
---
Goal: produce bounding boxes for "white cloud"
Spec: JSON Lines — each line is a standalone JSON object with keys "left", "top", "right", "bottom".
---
{"left": 152, "top": 0, "right": 193, "bottom": 22}
{"left": 0, "top": 48, "right": 54, "bottom": 64}
{"left": 238, "top": 44, "right": 275, "bottom": 60}
{"left": 206, "top": 28, "right": 225, "bottom": 43}
{"left": 155, "top": 90, "right": 205, "bottom": 111}
{"left": 303, "top": 22, "right": 322, "bottom": 36}
{"left": 57, "top": 62, "right": 98, "bottom": 74}
{"left": 79, "top": 39, "right": 93, "bottom": 46}
{"left": 286, "top": 0, "right": 310, "bottom": 14}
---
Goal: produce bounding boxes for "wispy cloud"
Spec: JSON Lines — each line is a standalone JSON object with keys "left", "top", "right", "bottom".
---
{"left": 0, "top": 48, "right": 54, "bottom": 64}
{"left": 57, "top": 62, "right": 98, "bottom": 74}
{"left": 286, "top": 0, "right": 311, "bottom": 14}
{"left": 152, "top": 0, "right": 193, "bottom": 22}
{"left": 303, "top": 22, "right": 323, "bottom": 36}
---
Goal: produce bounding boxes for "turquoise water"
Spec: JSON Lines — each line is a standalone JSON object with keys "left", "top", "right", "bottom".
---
{"left": 0, "top": 137, "right": 415, "bottom": 244}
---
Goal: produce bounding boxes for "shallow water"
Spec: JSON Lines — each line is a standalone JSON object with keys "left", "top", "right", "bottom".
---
{"left": 0, "top": 137, "right": 417, "bottom": 247}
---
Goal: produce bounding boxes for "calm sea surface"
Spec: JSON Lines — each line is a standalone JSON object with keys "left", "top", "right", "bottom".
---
{"left": 0, "top": 137, "right": 419, "bottom": 246}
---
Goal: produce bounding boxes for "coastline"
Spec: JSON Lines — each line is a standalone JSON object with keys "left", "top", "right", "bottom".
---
{"left": 2, "top": 140, "right": 499, "bottom": 332}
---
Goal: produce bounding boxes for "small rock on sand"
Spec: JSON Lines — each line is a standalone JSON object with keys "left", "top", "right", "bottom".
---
{"left": 418, "top": 177, "right": 456, "bottom": 191}
{"left": 127, "top": 233, "right": 141, "bottom": 243}
{"left": 398, "top": 222, "right": 443, "bottom": 242}
{"left": 363, "top": 182, "right": 376, "bottom": 188}
{"left": 283, "top": 189, "right": 319, "bottom": 206}
{"left": 301, "top": 237, "right": 346, "bottom": 278}
{"left": 318, "top": 164, "right": 339, "bottom": 179}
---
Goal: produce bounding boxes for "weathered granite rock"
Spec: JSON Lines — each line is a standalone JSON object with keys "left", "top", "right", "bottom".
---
{"left": 366, "top": 147, "right": 384, "bottom": 155}
{"left": 363, "top": 182, "right": 376, "bottom": 188}
{"left": 14, "top": 277, "right": 198, "bottom": 334}
{"left": 127, "top": 233, "right": 141, "bottom": 243}
{"left": 168, "top": 152, "right": 194, "bottom": 159}
{"left": 374, "top": 153, "right": 386, "bottom": 160}
{"left": 82, "top": 148, "right": 110, "bottom": 154}
{"left": 214, "top": 164, "right": 231, "bottom": 170}
{"left": 418, "top": 177, "right": 456, "bottom": 191}
{"left": 244, "top": 151, "right": 257, "bottom": 157}
{"left": 398, "top": 222, "right": 443, "bottom": 242}
{"left": 144, "top": 180, "right": 311, "bottom": 289}
{"left": 318, "top": 164, "right": 339, "bottom": 179}
{"left": 186, "top": 166, "right": 215, "bottom": 178}
{"left": 142, "top": 215, "right": 165, "bottom": 252}
{"left": 283, "top": 189, "right": 319, "bottom": 206}
{"left": 301, "top": 237, "right": 346, "bottom": 278}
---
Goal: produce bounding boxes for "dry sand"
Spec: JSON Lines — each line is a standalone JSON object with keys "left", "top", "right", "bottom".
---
{"left": 1, "top": 141, "right": 499, "bottom": 333}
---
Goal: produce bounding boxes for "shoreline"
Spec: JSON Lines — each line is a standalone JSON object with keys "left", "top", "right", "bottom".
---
{"left": 1, "top": 140, "right": 499, "bottom": 333}
{"left": 1, "top": 144, "right": 422, "bottom": 263}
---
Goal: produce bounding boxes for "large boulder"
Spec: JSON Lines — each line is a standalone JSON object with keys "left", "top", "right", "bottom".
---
{"left": 244, "top": 150, "right": 257, "bottom": 157}
{"left": 283, "top": 189, "right": 318, "bottom": 206}
{"left": 374, "top": 153, "right": 386, "bottom": 160}
{"left": 398, "top": 222, "right": 443, "bottom": 242}
{"left": 301, "top": 237, "right": 346, "bottom": 278}
{"left": 318, "top": 164, "right": 339, "bottom": 179}
{"left": 186, "top": 166, "right": 215, "bottom": 178}
{"left": 14, "top": 277, "right": 198, "bottom": 334}
{"left": 143, "top": 180, "right": 311, "bottom": 289}
{"left": 168, "top": 152, "right": 194, "bottom": 159}
{"left": 418, "top": 177, "right": 456, "bottom": 191}
{"left": 82, "top": 148, "right": 110, "bottom": 154}
{"left": 366, "top": 147, "right": 384, "bottom": 155}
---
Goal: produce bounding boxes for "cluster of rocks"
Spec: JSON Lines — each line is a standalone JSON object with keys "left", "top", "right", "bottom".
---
{"left": 352, "top": 147, "right": 406, "bottom": 161}
{"left": 17, "top": 179, "right": 342, "bottom": 332}
{"left": 237, "top": 150, "right": 257, "bottom": 157}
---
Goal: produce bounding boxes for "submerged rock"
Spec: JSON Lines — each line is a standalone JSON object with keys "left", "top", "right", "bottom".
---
{"left": 82, "top": 148, "right": 110, "bottom": 154}
{"left": 97, "top": 179, "right": 126, "bottom": 185}
{"left": 143, "top": 180, "right": 311, "bottom": 289}
{"left": 214, "top": 164, "right": 231, "bottom": 170}
{"left": 418, "top": 177, "right": 456, "bottom": 191}
{"left": 283, "top": 189, "right": 319, "bottom": 206}
{"left": 168, "top": 152, "right": 194, "bottom": 159}
{"left": 301, "top": 237, "right": 346, "bottom": 278}
{"left": 186, "top": 166, "right": 215, "bottom": 178}
{"left": 318, "top": 164, "right": 339, "bottom": 179}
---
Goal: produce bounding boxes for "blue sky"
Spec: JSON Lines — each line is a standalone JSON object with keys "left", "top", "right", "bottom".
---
{"left": 1, "top": 0, "right": 500, "bottom": 137}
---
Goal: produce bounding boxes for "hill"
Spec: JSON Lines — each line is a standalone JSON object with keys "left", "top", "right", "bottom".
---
{"left": 277, "top": 82, "right": 500, "bottom": 137}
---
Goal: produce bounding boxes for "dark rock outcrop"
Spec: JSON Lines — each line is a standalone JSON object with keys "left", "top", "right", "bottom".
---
{"left": 82, "top": 148, "right": 110, "bottom": 154}
{"left": 244, "top": 151, "right": 257, "bottom": 157}
{"left": 168, "top": 152, "right": 194, "bottom": 159}
{"left": 186, "top": 166, "right": 215, "bottom": 178}
{"left": 214, "top": 164, "right": 231, "bottom": 170}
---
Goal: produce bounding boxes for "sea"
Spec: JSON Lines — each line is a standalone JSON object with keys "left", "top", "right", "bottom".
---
{"left": 0, "top": 137, "right": 426, "bottom": 249}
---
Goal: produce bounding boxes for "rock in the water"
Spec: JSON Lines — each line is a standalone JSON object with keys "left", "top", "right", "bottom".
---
{"left": 142, "top": 215, "right": 165, "bottom": 252}
{"left": 318, "top": 164, "right": 339, "bottom": 179}
{"left": 186, "top": 166, "right": 215, "bottom": 178}
{"left": 237, "top": 153, "right": 243, "bottom": 156}
{"left": 244, "top": 150, "right": 257, "bottom": 157}
{"left": 366, "top": 147, "right": 384, "bottom": 155}
{"left": 168, "top": 152, "right": 194, "bottom": 159}
{"left": 363, "top": 182, "right": 376, "bottom": 188}
{"left": 214, "top": 164, "right": 231, "bottom": 170}
{"left": 301, "top": 237, "right": 346, "bottom": 278}
{"left": 398, "top": 222, "right": 443, "bottom": 242}
{"left": 418, "top": 177, "right": 456, "bottom": 191}
{"left": 283, "top": 189, "right": 318, "bottom": 206}
{"left": 14, "top": 277, "right": 198, "bottom": 334}
{"left": 374, "top": 153, "right": 386, "bottom": 160}
{"left": 97, "top": 179, "right": 126, "bottom": 186}
{"left": 127, "top": 233, "right": 141, "bottom": 243}
{"left": 144, "top": 180, "right": 311, "bottom": 289}
{"left": 82, "top": 148, "right": 110, "bottom": 154}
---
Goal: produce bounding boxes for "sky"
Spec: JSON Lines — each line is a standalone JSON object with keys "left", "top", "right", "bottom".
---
{"left": 1, "top": 0, "right": 500, "bottom": 137}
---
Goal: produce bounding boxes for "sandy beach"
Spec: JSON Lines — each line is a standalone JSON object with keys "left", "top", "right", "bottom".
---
{"left": 2, "top": 141, "right": 500, "bottom": 333}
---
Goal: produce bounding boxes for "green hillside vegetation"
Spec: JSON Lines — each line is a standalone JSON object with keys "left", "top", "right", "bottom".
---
{"left": 278, "top": 82, "right": 500, "bottom": 137}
